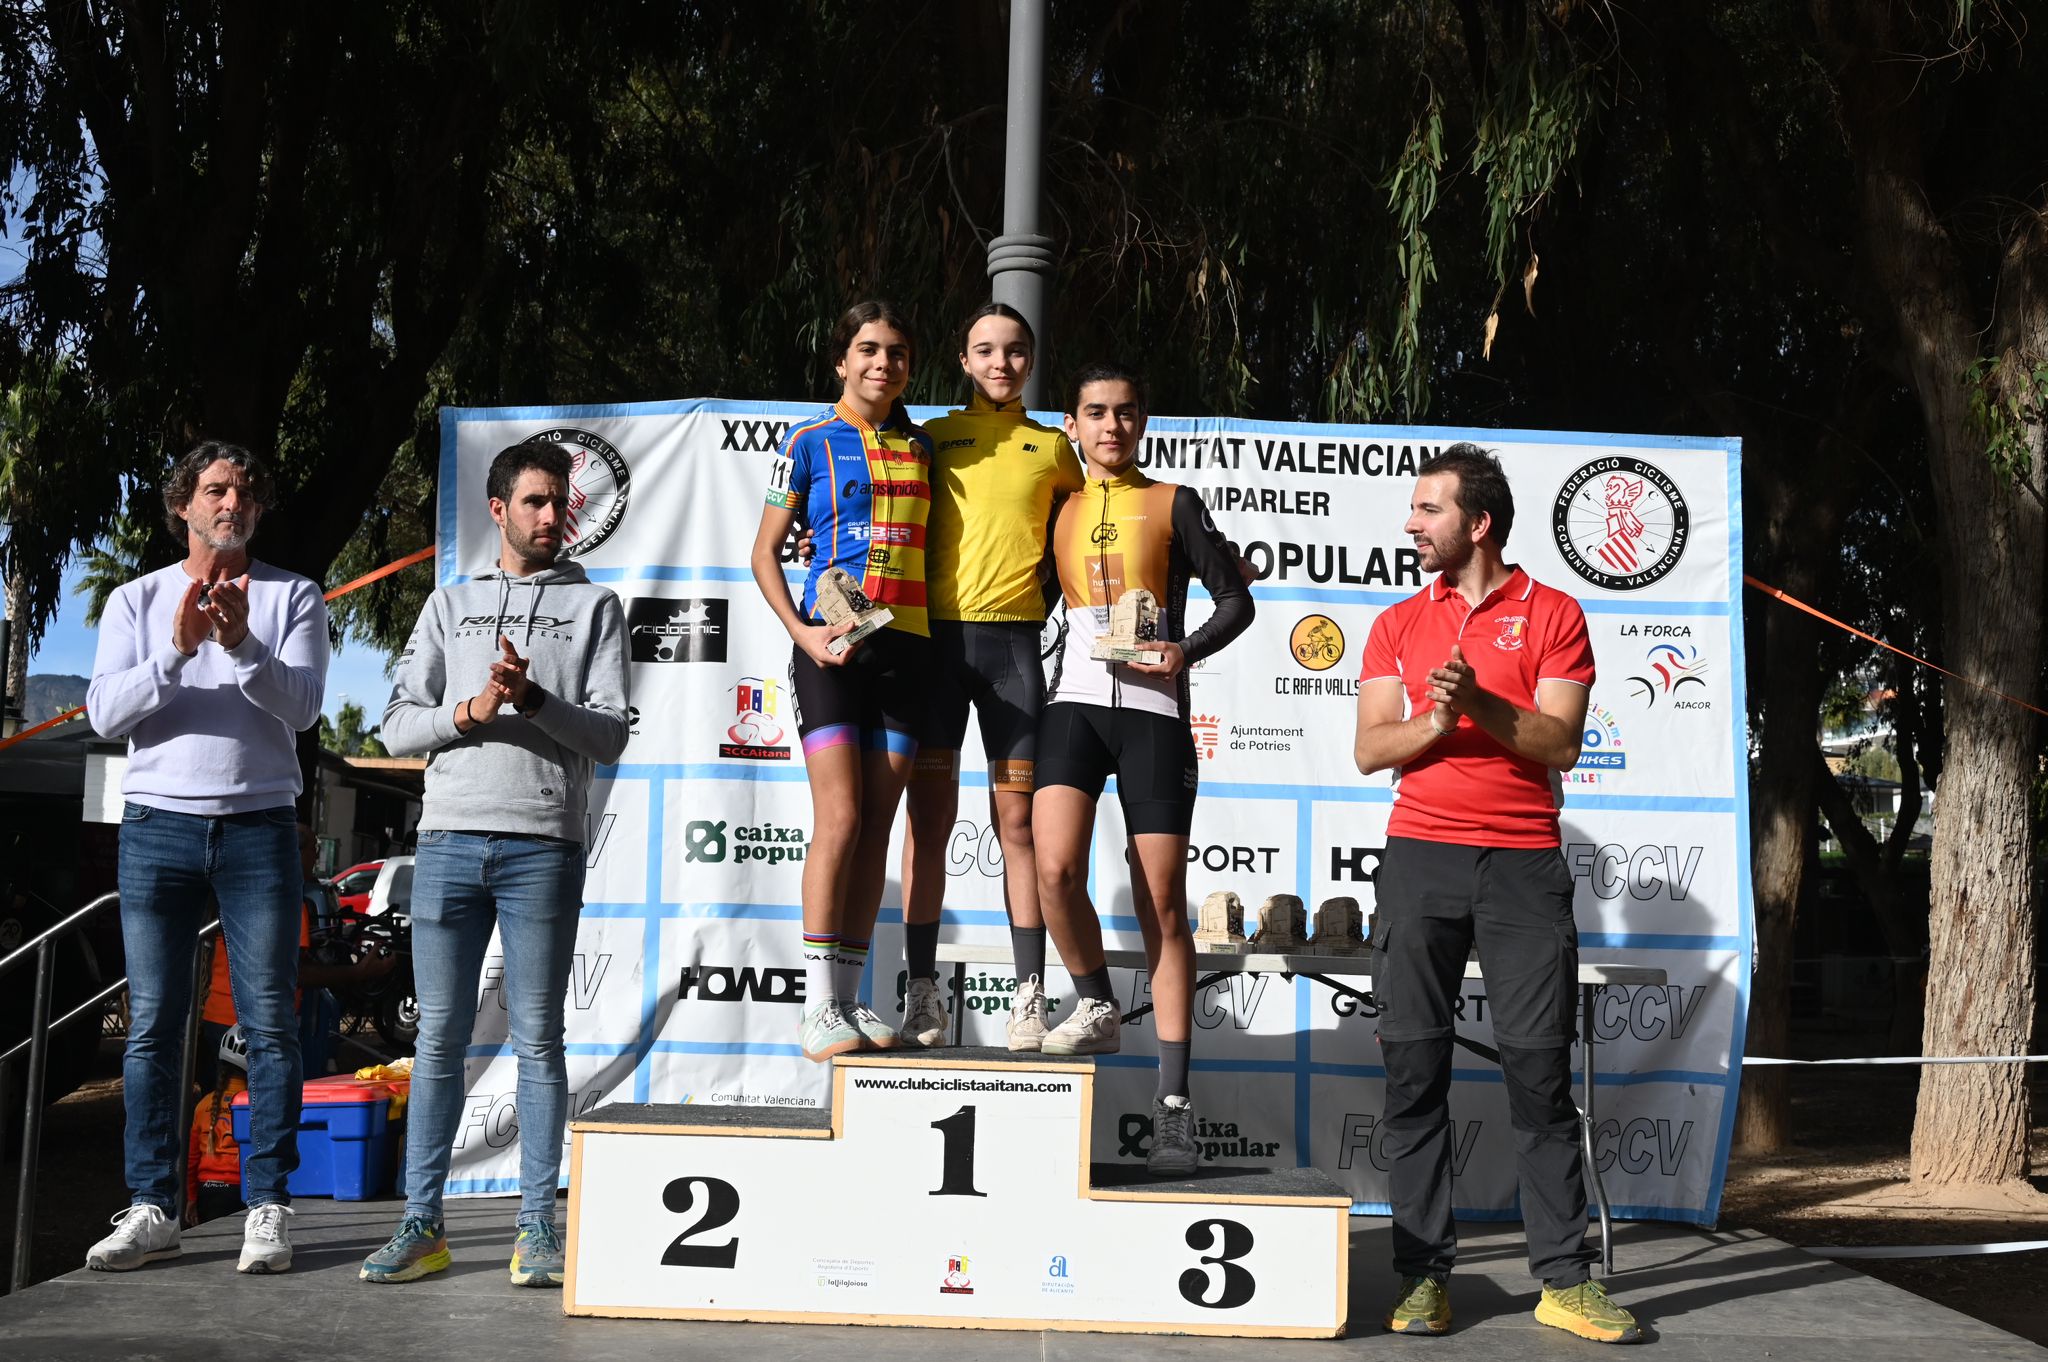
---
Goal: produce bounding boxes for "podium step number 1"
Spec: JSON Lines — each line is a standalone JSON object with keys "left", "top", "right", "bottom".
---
{"left": 565, "top": 1050, "right": 1349, "bottom": 1337}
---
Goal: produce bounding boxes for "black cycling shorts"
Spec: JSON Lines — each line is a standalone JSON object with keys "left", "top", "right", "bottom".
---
{"left": 788, "top": 627, "right": 929, "bottom": 755}
{"left": 919, "top": 621, "right": 1046, "bottom": 787}
{"left": 1034, "top": 701, "right": 1198, "bottom": 836}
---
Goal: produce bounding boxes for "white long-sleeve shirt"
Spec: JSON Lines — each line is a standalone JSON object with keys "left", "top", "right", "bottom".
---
{"left": 88, "top": 561, "right": 331, "bottom": 814}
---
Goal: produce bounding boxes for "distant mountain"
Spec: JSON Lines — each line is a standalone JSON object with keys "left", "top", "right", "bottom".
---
{"left": 24, "top": 674, "right": 88, "bottom": 723}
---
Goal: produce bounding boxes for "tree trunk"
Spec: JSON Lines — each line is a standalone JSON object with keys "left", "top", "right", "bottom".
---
{"left": 3, "top": 564, "right": 28, "bottom": 729}
{"left": 1815, "top": 0, "right": 2048, "bottom": 1188}
{"left": 1735, "top": 466, "right": 1836, "bottom": 1151}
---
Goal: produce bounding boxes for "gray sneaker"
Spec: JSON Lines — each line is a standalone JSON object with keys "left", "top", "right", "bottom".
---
{"left": 85, "top": 1203, "right": 181, "bottom": 1272}
{"left": 1041, "top": 996, "right": 1121, "bottom": 1055}
{"left": 360, "top": 1215, "right": 451, "bottom": 1283}
{"left": 510, "top": 1218, "right": 565, "bottom": 1287}
{"left": 1148, "top": 1095, "right": 1201, "bottom": 1177}
{"left": 800, "top": 1001, "right": 863, "bottom": 1061}
{"left": 237, "top": 1202, "right": 295, "bottom": 1273}
{"left": 1006, "top": 974, "right": 1050, "bottom": 1052}
{"left": 901, "top": 976, "right": 949, "bottom": 1047}
{"left": 844, "top": 999, "right": 900, "bottom": 1049}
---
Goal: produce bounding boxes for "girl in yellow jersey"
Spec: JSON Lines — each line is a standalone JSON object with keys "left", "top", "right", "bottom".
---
{"left": 896, "top": 304, "right": 1084, "bottom": 1051}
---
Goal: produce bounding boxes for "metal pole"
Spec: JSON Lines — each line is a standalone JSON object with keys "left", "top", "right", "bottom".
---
{"left": 175, "top": 922, "right": 217, "bottom": 1216}
{"left": 987, "top": 0, "right": 1054, "bottom": 410}
{"left": 10, "top": 941, "right": 56, "bottom": 1292}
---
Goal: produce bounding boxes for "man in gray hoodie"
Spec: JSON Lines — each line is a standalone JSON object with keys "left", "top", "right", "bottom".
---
{"left": 360, "top": 440, "right": 629, "bottom": 1290}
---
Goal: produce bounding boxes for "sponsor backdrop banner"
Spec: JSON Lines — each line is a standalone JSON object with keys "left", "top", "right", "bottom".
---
{"left": 433, "top": 400, "right": 1749, "bottom": 1226}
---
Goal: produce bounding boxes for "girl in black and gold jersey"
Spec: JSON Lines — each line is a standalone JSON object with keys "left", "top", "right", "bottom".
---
{"left": 1033, "top": 363, "right": 1254, "bottom": 1176}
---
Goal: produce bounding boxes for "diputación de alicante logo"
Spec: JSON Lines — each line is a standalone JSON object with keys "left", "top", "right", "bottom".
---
{"left": 522, "top": 428, "right": 630, "bottom": 558}
{"left": 1551, "top": 456, "right": 1689, "bottom": 591}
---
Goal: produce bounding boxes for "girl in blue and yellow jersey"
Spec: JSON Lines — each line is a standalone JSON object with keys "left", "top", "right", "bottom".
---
{"left": 896, "top": 304, "right": 1084, "bottom": 1053}
{"left": 750, "top": 300, "right": 934, "bottom": 1061}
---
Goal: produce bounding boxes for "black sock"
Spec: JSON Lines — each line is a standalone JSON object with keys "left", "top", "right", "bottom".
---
{"left": 1072, "top": 965, "right": 1115, "bottom": 1002}
{"left": 905, "top": 920, "right": 940, "bottom": 979}
{"left": 1157, "top": 1040, "right": 1191, "bottom": 1100}
{"left": 1010, "top": 926, "right": 1047, "bottom": 984}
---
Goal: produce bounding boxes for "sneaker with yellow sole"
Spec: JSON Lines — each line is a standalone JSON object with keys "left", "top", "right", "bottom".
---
{"left": 1535, "top": 1279, "right": 1642, "bottom": 1343}
{"left": 1383, "top": 1274, "right": 1451, "bottom": 1334}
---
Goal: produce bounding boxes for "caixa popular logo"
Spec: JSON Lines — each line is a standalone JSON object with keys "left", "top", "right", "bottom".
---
{"left": 720, "top": 675, "right": 791, "bottom": 761}
{"left": 1552, "top": 456, "right": 1689, "bottom": 591}
{"left": 681, "top": 819, "right": 806, "bottom": 865}
{"left": 627, "top": 597, "right": 728, "bottom": 663}
{"left": 677, "top": 964, "right": 804, "bottom": 1004}
{"left": 520, "top": 428, "right": 630, "bottom": 558}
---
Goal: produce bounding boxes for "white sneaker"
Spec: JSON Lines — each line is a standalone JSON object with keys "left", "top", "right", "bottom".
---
{"left": 1040, "top": 996, "right": 1121, "bottom": 1055}
{"left": 843, "top": 999, "right": 900, "bottom": 1049}
{"left": 1006, "top": 974, "right": 1049, "bottom": 1052}
{"left": 238, "top": 1202, "right": 295, "bottom": 1273}
{"left": 901, "top": 976, "right": 949, "bottom": 1047}
{"left": 85, "top": 1204, "right": 182, "bottom": 1271}
{"left": 1149, "top": 1094, "right": 1201, "bottom": 1177}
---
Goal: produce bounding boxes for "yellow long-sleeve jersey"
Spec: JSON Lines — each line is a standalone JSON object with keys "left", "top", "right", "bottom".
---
{"left": 923, "top": 393, "right": 1084, "bottom": 622}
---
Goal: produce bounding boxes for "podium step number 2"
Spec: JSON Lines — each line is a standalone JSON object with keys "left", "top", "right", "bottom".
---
{"left": 565, "top": 1050, "right": 1349, "bottom": 1337}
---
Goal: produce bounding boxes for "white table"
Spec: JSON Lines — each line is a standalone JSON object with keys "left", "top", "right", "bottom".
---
{"left": 933, "top": 943, "right": 1666, "bottom": 1273}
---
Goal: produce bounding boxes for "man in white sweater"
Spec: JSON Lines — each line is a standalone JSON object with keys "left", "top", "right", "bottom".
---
{"left": 85, "top": 441, "right": 330, "bottom": 1275}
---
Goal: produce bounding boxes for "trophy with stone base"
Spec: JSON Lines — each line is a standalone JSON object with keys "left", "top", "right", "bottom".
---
{"left": 1193, "top": 890, "right": 1248, "bottom": 953}
{"left": 817, "top": 566, "right": 892, "bottom": 656}
{"left": 1090, "top": 588, "right": 1165, "bottom": 665}
{"left": 1312, "top": 897, "right": 1367, "bottom": 955}
{"left": 1253, "top": 894, "right": 1308, "bottom": 952}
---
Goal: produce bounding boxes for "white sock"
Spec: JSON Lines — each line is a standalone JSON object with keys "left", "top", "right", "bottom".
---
{"left": 802, "top": 932, "right": 838, "bottom": 1009}
{"left": 836, "top": 937, "right": 870, "bottom": 1003}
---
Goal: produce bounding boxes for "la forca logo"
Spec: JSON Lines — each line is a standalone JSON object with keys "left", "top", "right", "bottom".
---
{"left": 1117, "top": 1111, "right": 1280, "bottom": 1163}
{"left": 940, "top": 1254, "right": 974, "bottom": 1295}
{"left": 627, "top": 597, "right": 728, "bottom": 663}
{"left": 520, "top": 428, "right": 630, "bottom": 558}
{"left": 1628, "top": 640, "right": 1711, "bottom": 709}
{"left": 1552, "top": 456, "right": 1689, "bottom": 591}
{"left": 721, "top": 675, "right": 791, "bottom": 760}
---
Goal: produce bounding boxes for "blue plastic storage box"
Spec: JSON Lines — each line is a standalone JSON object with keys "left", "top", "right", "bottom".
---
{"left": 231, "top": 1077, "right": 398, "bottom": 1200}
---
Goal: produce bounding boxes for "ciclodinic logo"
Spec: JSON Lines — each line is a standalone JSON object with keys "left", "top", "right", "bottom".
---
{"left": 521, "top": 428, "right": 629, "bottom": 558}
{"left": 1552, "top": 456, "right": 1689, "bottom": 591}
{"left": 1289, "top": 614, "right": 1345, "bottom": 671}
{"left": 627, "top": 597, "right": 728, "bottom": 663}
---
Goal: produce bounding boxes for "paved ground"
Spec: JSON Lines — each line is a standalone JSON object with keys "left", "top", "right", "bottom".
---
{"left": 1, "top": 1199, "right": 2041, "bottom": 1360}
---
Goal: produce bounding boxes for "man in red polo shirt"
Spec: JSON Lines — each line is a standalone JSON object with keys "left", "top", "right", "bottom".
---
{"left": 1353, "top": 445, "right": 1640, "bottom": 1345}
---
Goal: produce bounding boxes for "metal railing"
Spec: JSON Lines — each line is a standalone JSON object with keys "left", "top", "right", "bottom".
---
{"left": 0, "top": 893, "right": 217, "bottom": 1294}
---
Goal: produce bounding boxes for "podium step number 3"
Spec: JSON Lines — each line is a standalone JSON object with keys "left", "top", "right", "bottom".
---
{"left": 565, "top": 1050, "right": 1350, "bottom": 1337}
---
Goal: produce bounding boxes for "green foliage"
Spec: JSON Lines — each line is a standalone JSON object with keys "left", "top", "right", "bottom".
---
{"left": 1962, "top": 356, "right": 2048, "bottom": 497}
{"left": 319, "top": 700, "right": 388, "bottom": 759}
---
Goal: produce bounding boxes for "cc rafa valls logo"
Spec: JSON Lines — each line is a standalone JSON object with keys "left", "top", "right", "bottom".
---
{"left": 520, "top": 428, "right": 630, "bottom": 557}
{"left": 1289, "top": 614, "right": 1345, "bottom": 671}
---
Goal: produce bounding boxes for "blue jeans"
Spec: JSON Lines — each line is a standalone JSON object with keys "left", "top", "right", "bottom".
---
{"left": 404, "top": 831, "right": 585, "bottom": 1226}
{"left": 118, "top": 803, "right": 303, "bottom": 1210}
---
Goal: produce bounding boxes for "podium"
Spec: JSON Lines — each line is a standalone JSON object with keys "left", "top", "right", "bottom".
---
{"left": 563, "top": 1049, "right": 1350, "bottom": 1336}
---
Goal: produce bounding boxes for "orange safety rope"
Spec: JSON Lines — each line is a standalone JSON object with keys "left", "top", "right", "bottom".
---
{"left": 1743, "top": 574, "right": 2048, "bottom": 720}
{"left": 0, "top": 545, "right": 441, "bottom": 754}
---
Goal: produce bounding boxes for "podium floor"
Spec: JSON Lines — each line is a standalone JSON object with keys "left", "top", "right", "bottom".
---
{"left": 1, "top": 1197, "right": 2041, "bottom": 1360}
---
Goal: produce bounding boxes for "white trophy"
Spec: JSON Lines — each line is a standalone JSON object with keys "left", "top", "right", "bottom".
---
{"left": 1090, "top": 588, "right": 1165, "bottom": 665}
{"left": 816, "top": 566, "right": 892, "bottom": 656}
